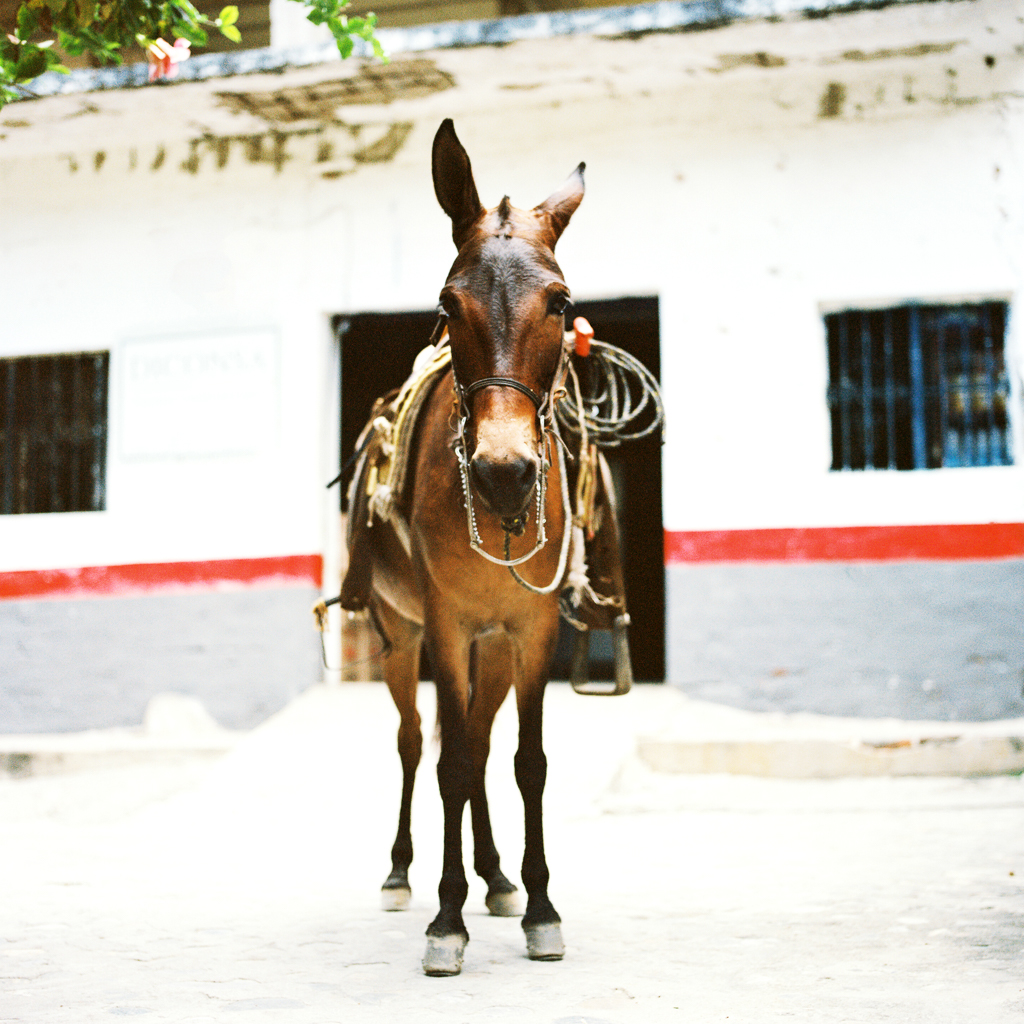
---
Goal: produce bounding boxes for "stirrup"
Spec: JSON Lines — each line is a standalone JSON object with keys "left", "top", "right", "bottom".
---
{"left": 570, "top": 614, "right": 633, "bottom": 696}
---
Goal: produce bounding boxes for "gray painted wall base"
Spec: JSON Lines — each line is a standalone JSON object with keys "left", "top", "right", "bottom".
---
{"left": 667, "top": 560, "right": 1024, "bottom": 722}
{"left": 0, "top": 587, "right": 322, "bottom": 733}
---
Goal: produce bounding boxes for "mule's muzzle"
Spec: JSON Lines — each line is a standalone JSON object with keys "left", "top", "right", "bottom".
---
{"left": 470, "top": 453, "right": 538, "bottom": 520}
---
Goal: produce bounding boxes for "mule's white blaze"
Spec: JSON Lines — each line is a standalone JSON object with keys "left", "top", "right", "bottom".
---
{"left": 471, "top": 413, "right": 538, "bottom": 475}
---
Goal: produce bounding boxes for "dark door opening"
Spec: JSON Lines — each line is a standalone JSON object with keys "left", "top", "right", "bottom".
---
{"left": 334, "top": 295, "right": 664, "bottom": 682}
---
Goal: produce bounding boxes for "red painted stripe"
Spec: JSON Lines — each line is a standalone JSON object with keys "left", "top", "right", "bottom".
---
{"left": 0, "top": 554, "right": 323, "bottom": 601}
{"left": 665, "top": 523, "right": 1024, "bottom": 563}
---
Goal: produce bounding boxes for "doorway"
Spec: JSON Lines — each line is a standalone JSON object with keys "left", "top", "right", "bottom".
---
{"left": 333, "top": 296, "right": 664, "bottom": 682}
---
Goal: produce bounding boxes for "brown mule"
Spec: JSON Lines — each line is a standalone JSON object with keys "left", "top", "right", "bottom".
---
{"left": 346, "top": 119, "right": 586, "bottom": 976}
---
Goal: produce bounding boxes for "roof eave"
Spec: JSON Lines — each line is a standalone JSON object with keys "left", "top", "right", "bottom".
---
{"left": 17, "top": 0, "right": 954, "bottom": 101}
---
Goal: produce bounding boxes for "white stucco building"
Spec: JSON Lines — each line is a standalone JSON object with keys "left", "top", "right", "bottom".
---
{"left": 1, "top": 0, "right": 1021, "bottom": 730}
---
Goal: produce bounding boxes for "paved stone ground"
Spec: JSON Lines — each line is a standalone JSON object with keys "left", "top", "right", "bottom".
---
{"left": 2, "top": 684, "right": 1022, "bottom": 1023}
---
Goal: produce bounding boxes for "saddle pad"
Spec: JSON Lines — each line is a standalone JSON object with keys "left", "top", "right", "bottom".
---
{"left": 362, "top": 339, "right": 452, "bottom": 524}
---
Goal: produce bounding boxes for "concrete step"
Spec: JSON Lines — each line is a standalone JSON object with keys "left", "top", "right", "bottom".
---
{"left": 0, "top": 692, "right": 241, "bottom": 777}
{"left": 632, "top": 690, "right": 1024, "bottom": 778}
{"left": 3, "top": 683, "right": 1022, "bottom": 779}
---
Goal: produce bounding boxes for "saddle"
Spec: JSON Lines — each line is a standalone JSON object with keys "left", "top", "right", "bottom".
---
{"left": 341, "top": 341, "right": 451, "bottom": 613}
{"left": 339, "top": 334, "right": 633, "bottom": 693}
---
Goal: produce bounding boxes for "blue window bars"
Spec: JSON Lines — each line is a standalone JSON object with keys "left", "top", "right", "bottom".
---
{"left": 1, "top": 352, "right": 109, "bottom": 515}
{"left": 825, "top": 301, "right": 1013, "bottom": 471}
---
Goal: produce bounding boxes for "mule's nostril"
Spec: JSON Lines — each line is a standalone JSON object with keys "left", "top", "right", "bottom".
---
{"left": 470, "top": 455, "right": 537, "bottom": 518}
{"left": 510, "top": 456, "right": 537, "bottom": 492}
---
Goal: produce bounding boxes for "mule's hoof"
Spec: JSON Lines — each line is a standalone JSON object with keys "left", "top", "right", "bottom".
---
{"left": 422, "top": 934, "right": 467, "bottom": 977}
{"left": 485, "top": 888, "right": 523, "bottom": 917}
{"left": 524, "top": 922, "right": 565, "bottom": 961}
{"left": 381, "top": 886, "right": 411, "bottom": 912}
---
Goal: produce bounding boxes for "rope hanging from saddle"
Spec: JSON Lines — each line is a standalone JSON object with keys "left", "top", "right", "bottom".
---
{"left": 550, "top": 317, "right": 666, "bottom": 624}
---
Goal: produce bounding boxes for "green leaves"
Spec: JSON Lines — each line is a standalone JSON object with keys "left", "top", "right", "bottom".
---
{"left": 2, "top": 7, "right": 71, "bottom": 99}
{"left": 1, "top": 0, "right": 385, "bottom": 109}
{"left": 17, "top": 3, "right": 41, "bottom": 37}
{"left": 14, "top": 47, "right": 47, "bottom": 78}
{"left": 217, "top": 6, "right": 240, "bottom": 42}
{"left": 299, "top": 0, "right": 386, "bottom": 63}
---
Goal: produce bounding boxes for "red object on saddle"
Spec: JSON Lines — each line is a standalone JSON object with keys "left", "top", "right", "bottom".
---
{"left": 573, "top": 316, "right": 594, "bottom": 357}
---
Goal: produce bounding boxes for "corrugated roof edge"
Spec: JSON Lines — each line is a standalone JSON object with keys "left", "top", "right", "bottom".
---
{"left": 17, "top": 0, "right": 948, "bottom": 100}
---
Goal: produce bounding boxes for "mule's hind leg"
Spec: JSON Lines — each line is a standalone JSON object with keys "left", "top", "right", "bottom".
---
{"left": 468, "top": 634, "right": 522, "bottom": 917}
{"left": 515, "top": 629, "right": 565, "bottom": 962}
{"left": 377, "top": 600, "right": 423, "bottom": 912}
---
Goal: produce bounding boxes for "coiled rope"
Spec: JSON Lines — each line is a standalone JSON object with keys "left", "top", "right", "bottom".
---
{"left": 554, "top": 339, "right": 665, "bottom": 448}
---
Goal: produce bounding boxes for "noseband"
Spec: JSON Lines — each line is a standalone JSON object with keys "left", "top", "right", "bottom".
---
{"left": 458, "top": 376, "right": 544, "bottom": 412}
{"left": 455, "top": 376, "right": 547, "bottom": 539}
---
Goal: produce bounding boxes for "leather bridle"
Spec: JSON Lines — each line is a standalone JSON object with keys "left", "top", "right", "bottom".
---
{"left": 447, "top": 327, "right": 574, "bottom": 589}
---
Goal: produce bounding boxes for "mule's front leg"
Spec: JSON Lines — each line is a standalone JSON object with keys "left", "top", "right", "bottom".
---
{"left": 423, "top": 630, "right": 472, "bottom": 977}
{"left": 515, "top": 677, "right": 565, "bottom": 961}
{"left": 468, "top": 634, "right": 522, "bottom": 918}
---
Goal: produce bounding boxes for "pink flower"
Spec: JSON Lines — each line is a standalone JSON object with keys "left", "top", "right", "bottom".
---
{"left": 147, "top": 37, "right": 190, "bottom": 82}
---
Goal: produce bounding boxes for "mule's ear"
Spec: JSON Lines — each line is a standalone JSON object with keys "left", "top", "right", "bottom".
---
{"left": 534, "top": 162, "right": 585, "bottom": 246}
{"left": 432, "top": 119, "right": 484, "bottom": 250}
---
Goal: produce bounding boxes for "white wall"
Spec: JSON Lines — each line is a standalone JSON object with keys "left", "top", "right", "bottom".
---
{"left": 443, "top": 61, "right": 1024, "bottom": 535}
{"left": 0, "top": 117, "right": 486, "bottom": 574}
{"left": 645, "top": 103, "right": 1024, "bottom": 533}
{"left": 2, "top": 20, "right": 1023, "bottom": 576}
{"left": 2, "top": 142, "right": 348, "bottom": 571}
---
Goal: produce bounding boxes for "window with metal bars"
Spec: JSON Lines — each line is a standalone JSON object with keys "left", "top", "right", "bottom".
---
{"left": 1, "top": 352, "right": 109, "bottom": 514}
{"left": 825, "top": 301, "right": 1013, "bottom": 471}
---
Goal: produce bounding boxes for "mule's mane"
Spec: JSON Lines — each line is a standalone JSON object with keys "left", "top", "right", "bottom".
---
{"left": 496, "top": 195, "right": 513, "bottom": 227}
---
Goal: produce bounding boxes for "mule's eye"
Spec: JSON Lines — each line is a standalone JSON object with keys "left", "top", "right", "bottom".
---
{"left": 549, "top": 293, "right": 570, "bottom": 317}
{"left": 439, "top": 292, "right": 460, "bottom": 320}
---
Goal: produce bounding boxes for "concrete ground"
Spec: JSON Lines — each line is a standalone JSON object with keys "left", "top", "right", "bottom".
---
{"left": 1, "top": 683, "right": 1023, "bottom": 1023}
